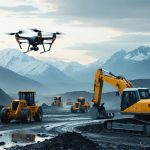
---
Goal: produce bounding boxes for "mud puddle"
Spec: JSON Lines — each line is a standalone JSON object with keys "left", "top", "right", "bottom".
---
{"left": 0, "top": 131, "right": 52, "bottom": 149}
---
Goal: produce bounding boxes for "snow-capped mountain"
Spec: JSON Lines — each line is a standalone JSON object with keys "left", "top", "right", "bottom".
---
{"left": 0, "top": 49, "right": 58, "bottom": 75}
{"left": 37, "top": 56, "right": 84, "bottom": 72}
{"left": 62, "top": 62, "right": 84, "bottom": 75}
{"left": 36, "top": 57, "right": 71, "bottom": 71}
{"left": 0, "top": 49, "right": 73, "bottom": 85}
{"left": 67, "top": 59, "right": 106, "bottom": 82}
{"left": 69, "top": 46, "right": 150, "bottom": 82}
{"left": 101, "top": 46, "right": 150, "bottom": 79}
{"left": 124, "top": 46, "right": 150, "bottom": 61}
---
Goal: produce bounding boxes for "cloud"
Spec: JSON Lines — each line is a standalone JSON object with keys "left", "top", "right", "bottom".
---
{"left": 38, "top": 0, "right": 150, "bottom": 32}
{"left": 66, "top": 33, "right": 150, "bottom": 60}
{"left": 1, "top": 1, "right": 150, "bottom": 32}
{"left": 0, "top": 5, "right": 38, "bottom": 13}
{"left": 67, "top": 33, "right": 150, "bottom": 50}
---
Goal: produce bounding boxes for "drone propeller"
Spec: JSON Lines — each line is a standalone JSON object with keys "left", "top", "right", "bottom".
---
{"left": 6, "top": 30, "right": 25, "bottom": 35}
{"left": 30, "top": 28, "right": 42, "bottom": 32}
{"left": 55, "top": 32, "right": 62, "bottom": 35}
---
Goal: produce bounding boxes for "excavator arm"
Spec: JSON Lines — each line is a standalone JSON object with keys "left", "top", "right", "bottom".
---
{"left": 92, "top": 68, "right": 134, "bottom": 106}
{"left": 90, "top": 68, "right": 134, "bottom": 119}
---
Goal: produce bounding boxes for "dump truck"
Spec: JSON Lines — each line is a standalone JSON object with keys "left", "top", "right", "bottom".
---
{"left": 0, "top": 91, "right": 43, "bottom": 123}
{"left": 71, "top": 97, "right": 90, "bottom": 113}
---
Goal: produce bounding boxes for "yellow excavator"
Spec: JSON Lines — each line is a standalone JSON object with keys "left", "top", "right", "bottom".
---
{"left": 0, "top": 91, "right": 43, "bottom": 123}
{"left": 90, "top": 68, "right": 150, "bottom": 134}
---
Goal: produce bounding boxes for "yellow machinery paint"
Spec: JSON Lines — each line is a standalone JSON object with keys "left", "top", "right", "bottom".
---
{"left": 90, "top": 68, "right": 150, "bottom": 119}
{"left": 71, "top": 97, "right": 90, "bottom": 113}
{"left": 0, "top": 91, "right": 43, "bottom": 123}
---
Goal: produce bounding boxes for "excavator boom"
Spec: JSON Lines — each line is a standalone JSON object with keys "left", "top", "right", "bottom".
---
{"left": 92, "top": 68, "right": 133, "bottom": 106}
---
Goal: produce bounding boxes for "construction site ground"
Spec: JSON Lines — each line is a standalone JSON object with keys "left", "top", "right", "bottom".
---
{"left": 0, "top": 111, "right": 149, "bottom": 150}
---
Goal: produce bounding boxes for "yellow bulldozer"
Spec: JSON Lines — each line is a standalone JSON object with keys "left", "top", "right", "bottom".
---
{"left": 71, "top": 97, "right": 90, "bottom": 113}
{"left": 0, "top": 91, "right": 43, "bottom": 123}
{"left": 51, "top": 96, "right": 63, "bottom": 107}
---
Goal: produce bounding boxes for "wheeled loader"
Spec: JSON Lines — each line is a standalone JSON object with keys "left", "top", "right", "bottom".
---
{"left": 0, "top": 91, "right": 43, "bottom": 123}
{"left": 71, "top": 97, "right": 90, "bottom": 113}
{"left": 51, "top": 96, "right": 63, "bottom": 107}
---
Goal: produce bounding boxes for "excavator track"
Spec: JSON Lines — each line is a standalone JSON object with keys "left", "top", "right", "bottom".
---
{"left": 104, "top": 118, "right": 150, "bottom": 136}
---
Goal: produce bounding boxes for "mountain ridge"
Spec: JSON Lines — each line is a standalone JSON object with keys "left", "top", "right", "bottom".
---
{"left": 0, "top": 48, "right": 74, "bottom": 85}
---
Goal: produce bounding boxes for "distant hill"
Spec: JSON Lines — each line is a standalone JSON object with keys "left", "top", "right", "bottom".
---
{"left": 38, "top": 91, "right": 94, "bottom": 105}
{"left": 132, "top": 79, "right": 150, "bottom": 89}
{"left": 0, "top": 66, "right": 47, "bottom": 95}
{"left": 0, "top": 88, "right": 12, "bottom": 105}
{"left": 39, "top": 90, "right": 120, "bottom": 110}
{"left": 39, "top": 78, "right": 150, "bottom": 110}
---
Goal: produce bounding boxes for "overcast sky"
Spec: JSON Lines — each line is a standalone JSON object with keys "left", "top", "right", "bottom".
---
{"left": 0, "top": 0, "right": 150, "bottom": 64}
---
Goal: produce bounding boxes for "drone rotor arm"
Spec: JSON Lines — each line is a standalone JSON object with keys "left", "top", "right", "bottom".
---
{"left": 42, "top": 37, "right": 53, "bottom": 41}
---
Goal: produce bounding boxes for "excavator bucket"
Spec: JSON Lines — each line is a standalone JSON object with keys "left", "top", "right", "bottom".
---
{"left": 89, "top": 104, "right": 114, "bottom": 119}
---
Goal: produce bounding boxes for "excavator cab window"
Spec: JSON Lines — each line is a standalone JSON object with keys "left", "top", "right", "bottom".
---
{"left": 138, "top": 89, "right": 150, "bottom": 99}
{"left": 121, "top": 91, "right": 139, "bottom": 111}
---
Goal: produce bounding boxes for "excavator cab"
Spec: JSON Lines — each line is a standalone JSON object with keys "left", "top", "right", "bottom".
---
{"left": 18, "top": 91, "right": 35, "bottom": 106}
{"left": 121, "top": 88, "right": 150, "bottom": 111}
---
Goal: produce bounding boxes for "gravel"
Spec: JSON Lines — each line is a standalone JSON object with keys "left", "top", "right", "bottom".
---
{"left": 7, "top": 132, "right": 101, "bottom": 150}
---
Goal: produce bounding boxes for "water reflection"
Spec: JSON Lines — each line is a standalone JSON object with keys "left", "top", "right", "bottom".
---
{"left": 11, "top": 133, "right": 35, "bottom": 143}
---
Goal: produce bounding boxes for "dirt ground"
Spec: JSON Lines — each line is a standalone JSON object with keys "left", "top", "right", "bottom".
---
{"left": 7, "top": 132, "right": 101, "bottom": 150}
{"left": 0, "top": 111, "right": 149, "bottom": 150}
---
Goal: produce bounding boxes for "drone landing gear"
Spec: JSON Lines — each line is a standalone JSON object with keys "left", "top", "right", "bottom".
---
{"left": 40, "top": 50, "right": 51, "bottom": 54}
{"left": 40, "top": 43, "right": 52, "bottom": 54}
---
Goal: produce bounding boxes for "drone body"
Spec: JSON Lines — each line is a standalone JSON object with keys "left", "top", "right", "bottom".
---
{"left": 8, "top": 29, "right": 61, "bottom": 54}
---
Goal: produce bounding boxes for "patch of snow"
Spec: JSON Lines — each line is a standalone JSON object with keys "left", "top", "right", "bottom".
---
{"left": 124, "top": 46, "right": 150, "bottom": 61}
{"left": 0, "top": 48, "right": 59, "bottom": 76}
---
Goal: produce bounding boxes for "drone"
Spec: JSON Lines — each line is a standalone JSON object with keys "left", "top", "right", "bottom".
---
{"left": 7, "top": 29, "right": 62, "bottom": 54}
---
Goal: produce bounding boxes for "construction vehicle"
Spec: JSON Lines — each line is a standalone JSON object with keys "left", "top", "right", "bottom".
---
{"left": 0, "top": 91, "right": 43, "bottom": 123}
{"left": 71, "top": 97, "right": 90, "bottom": 113}
{"left": 90, "top": 68, "right": 150, "bottom": 134}
{"left": 51, "top": 96, "right": 63, "bottom": 107}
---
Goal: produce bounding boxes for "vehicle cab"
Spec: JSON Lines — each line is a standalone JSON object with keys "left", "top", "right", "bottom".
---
{"left": 121, "top": 88, "right": 150, "bottom": 115}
